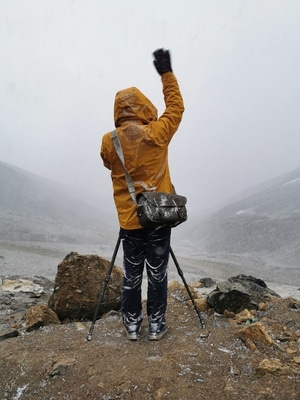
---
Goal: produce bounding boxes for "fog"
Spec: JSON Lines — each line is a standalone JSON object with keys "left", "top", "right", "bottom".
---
{"left": 1, "top": 0, "right": 299, "bottom": 214}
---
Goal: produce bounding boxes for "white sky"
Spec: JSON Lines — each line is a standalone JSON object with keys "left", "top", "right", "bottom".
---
{"left": 1, "top": 0, "right": 299, "bottom": 214}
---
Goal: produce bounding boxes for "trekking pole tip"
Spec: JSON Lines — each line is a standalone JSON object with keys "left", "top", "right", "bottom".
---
{"left": 86, "top": 333, "right": 92, "bottom": 341}
{"left": 199, "top": 328, "right": 210, "bottom": 338}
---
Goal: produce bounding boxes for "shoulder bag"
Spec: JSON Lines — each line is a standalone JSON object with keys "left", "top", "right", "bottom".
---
{"left": 111, "top": 130, "right": 187, "bottom": 228}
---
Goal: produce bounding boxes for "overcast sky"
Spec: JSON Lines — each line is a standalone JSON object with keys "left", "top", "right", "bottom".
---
{"left": 1, "top": 0, "right": 299, "bottom": 215}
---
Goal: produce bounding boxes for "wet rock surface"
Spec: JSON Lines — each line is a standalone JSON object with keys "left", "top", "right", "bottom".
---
{"left": 0, "top": 275, "right": 54, "bottom": 341}
{"left": 207, "top": 274, "right": 279, "bottom": 314}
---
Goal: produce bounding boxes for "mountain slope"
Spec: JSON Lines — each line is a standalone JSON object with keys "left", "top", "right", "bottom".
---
{"left": 186, "top": 167, "right": 300, "bottom": 278}
{"left": 0, "top": 161, "right": 115, "bottom": 244}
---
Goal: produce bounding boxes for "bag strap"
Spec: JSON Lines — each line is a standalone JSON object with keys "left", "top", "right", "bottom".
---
{"left": 111, "top": 130, "right": 137, "bottom": 203}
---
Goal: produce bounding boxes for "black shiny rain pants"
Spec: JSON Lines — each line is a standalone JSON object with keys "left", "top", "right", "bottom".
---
{"left": 120, "top": 226, "right": 171, "bottom": 327}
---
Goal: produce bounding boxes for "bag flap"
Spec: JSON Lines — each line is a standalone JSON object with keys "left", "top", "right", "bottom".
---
{"left": 138, "top": 192, "right": 187, "bottom": 207}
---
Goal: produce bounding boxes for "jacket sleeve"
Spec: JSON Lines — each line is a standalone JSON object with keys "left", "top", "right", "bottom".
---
{"left": 100, "top": 134, "right": 112, "bottom": 170}
{"left": 151, "top": 72, "right": 184, "bottom": 144}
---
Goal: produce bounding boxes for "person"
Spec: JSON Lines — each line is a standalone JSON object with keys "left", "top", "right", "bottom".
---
{"left": 100, "top": 48, "right": 184, "bottom": 341}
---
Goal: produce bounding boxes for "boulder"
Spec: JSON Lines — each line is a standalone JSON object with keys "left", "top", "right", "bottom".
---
{"left": 198, "top": 277, "right": 216, "bottom": 288}
{"left": 0, "top": 278, "right": 44, "bottom": 294}
{"left": 50, "top": 358, "right": 77, "bottom": 377}
{"left": 187, "top": 297, "right": 210, "bottom": 313}
{"left": 238, "top": 321, "right": 273, "bottom": 349}
{"left": 48, "top": 252, "right": 123, "bottom": 321}
{"left": 257, "top": 358, "right": 300, "bottom": 376}
{"left": 0, "top": 328, "right": 19, "bottom": 341}
{"left": 26, "top": 304, "right": 61, "bottom": 332}
{"left": 0, "top": 276, "right": 54, "bottom": 340}
{"left": 207, "top": 275, "right": 279, "bottom": 314}
{"left": 232, "top": 308, "right": 255, "bottom": 324}
{"left": 168, "top": 280, "right": 198, "bottom": 302}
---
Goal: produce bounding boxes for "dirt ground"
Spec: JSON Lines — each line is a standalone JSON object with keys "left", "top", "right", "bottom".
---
{"left": 0, "top": 288, "right": 300, "bottom": 400}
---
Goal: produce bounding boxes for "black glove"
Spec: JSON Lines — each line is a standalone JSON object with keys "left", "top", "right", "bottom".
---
{"left": 153, "top": 48, "right": 172, "bottom": 75}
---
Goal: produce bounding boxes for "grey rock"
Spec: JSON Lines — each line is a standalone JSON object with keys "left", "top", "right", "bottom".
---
{"left": 199, "top": 277, "right": 216, "bottom": 288}
{"left": 0, "top": 275, "right": 54, "bottom": 340}
{"left": 0, "top": 327, "right": 19, "bottom": 341}
{"left": 50, "top": 358, "right": 76, "bottom": 377}
{"left": 207, "top": 275, "right": 279, "bottom": 314}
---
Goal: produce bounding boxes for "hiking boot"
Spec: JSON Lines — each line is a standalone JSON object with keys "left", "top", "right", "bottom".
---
{"left": 123, "top": 313, "right": 143, "bottom": 341}
{"left": 148, "top": 322, "right": 168, "bottom": 341}
{"left": 125, "top": 323, "right": 141, "bottom": 341}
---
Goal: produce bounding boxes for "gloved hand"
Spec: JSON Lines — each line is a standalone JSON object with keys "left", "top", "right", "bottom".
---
{"left": 153, "top": 48, "right": 172, "bottom": 75}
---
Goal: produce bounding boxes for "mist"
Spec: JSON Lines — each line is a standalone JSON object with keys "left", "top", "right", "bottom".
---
{"left": 1, "top": 0, "right": 299, "bottom": 214}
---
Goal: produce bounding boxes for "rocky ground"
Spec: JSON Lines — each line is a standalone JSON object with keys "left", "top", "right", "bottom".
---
{"left": 0, "top": 275, "right": 300, "bottom": 400}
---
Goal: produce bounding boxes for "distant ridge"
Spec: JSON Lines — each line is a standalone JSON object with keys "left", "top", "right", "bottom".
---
{"left": 0, "top": 161, "right": 115, "bottom": 244}
{"left": 185, "top": 166, "right": 300, "bottom": 279}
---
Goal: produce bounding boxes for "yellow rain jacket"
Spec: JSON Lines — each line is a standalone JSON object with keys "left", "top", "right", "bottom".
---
{"left": 101, "top": 72, "right": 184, "bottom": 230}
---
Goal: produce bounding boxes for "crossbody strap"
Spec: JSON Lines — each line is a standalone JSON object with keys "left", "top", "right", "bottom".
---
{"left": 111, "top": 130, "right": 137, "bottom": 203}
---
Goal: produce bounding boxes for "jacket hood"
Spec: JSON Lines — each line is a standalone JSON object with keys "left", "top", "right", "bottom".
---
{"left": 114, "top": 87, "right": 158, "bottom": 127}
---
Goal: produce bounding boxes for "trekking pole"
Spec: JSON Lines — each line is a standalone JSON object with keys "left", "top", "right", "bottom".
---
{"left": 170, "top": 246, "right": 206, "bottom": 328}
{"left": 86, "top": 235, "right": 121, "bottom": 341}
